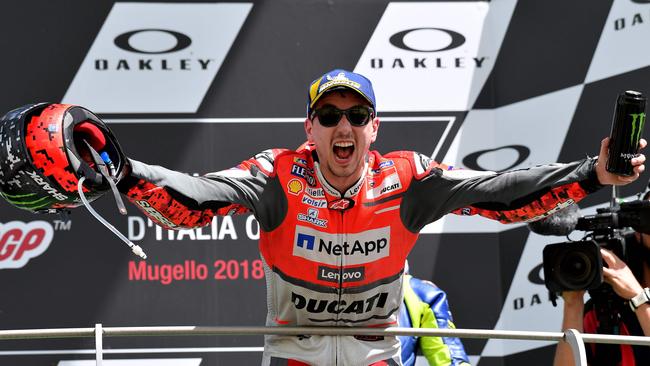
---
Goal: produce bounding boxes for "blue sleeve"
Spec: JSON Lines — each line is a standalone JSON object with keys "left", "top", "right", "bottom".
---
{"left": 410, "top": 277, "right": 471, "bottom": 366}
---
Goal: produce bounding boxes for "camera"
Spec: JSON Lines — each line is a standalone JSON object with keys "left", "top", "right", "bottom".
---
{"left": 542, "top": 199, "right": 650, "bottom": 292}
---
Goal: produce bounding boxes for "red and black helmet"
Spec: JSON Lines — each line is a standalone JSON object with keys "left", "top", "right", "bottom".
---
{"left": 0, "top": 103, "right": 127, "bottom": 213}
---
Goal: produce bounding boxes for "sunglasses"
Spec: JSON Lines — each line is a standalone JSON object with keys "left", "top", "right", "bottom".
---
{"left": 311, "top": 105, "right": 375, "bottom": 127}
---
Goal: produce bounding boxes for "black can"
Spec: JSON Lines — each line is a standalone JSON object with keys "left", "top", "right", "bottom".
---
{"left": 606, "top": 90, "right": 647, "bottom": 176}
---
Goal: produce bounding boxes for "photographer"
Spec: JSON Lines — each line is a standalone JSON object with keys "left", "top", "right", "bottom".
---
{"left": 554, "top": 195, "right": 650, "bottom": 365}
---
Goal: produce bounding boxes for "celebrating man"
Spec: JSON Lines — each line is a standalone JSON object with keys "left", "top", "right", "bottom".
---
{"left": 0, "top": 69, "right": 645, "bottom": 365}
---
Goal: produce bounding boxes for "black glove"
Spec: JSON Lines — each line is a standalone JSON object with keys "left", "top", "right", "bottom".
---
{"left": 0, "top": 103, "right": 129, "bottom": 213}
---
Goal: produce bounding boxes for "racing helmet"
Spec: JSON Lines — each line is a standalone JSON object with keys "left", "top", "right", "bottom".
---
{"left": 0, "top": 103, "right": 127, "bottom": 213}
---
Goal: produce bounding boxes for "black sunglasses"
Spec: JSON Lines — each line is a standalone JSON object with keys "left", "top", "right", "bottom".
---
{"left": 311, "top": 105, "right": 375, "bottom": 127}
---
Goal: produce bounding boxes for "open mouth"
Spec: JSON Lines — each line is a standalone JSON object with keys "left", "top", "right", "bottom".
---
{"left": 333, "top": 141, "right": 355, "bottom": 161}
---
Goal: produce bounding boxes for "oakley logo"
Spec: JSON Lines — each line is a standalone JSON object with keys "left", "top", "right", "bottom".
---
{"left": 463, "top": 145, "right": 531, "bottom": 173}
{"left": 114, "top": 29, "right": 192, "bottom": 54}
{"left": 389, "top": 27, "right": 466, "bottom": 52}
{"left": 62, "top": 3, "right": 251, "bottom": 113}
{"left": 528, "top": 263, "right": 545, "bottom": 285}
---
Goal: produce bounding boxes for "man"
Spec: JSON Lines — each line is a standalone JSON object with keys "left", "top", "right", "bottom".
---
{"left": 554, "top": 195, "right": 650, "bottom": 366}
{"left": 0, "top": 69, "right": 645, "bottom": 365}
{"left": 398, "top": 270, "right": 471, "bottom": 366}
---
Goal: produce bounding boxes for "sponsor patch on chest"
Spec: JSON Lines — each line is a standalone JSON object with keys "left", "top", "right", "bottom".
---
{"left": 293, "top": 225, "right": 390, "bottom": 265}
{"left": 366, "top": 173, "right": 402, "bottom": 199}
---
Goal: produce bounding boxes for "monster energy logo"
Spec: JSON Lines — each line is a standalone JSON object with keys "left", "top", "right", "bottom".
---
{"left": 630, "top": 112, "right": 646, "bottom": 146}
{"left": 0, "top": 191, "right": 54, "bottom": 210}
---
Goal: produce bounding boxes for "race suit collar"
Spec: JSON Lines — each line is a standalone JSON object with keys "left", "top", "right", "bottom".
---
{"left": 312, "top": 152, "right": 368, "bottom": 199}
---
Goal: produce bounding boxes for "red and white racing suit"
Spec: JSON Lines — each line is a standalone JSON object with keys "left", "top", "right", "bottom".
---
{"left": 118, "top": 145, "right": 601, "bottom": 366}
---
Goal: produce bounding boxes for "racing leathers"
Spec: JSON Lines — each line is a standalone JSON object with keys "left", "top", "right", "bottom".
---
{"left": 398, "top": 275, "right": 470, "bottom": 366}
{"left": 118, "top": 144, "right": 602, "bottom": 366}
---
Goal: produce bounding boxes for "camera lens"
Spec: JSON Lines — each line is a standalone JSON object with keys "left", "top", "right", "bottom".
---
{"left": 554, "top": 249, "right": 598, "bottom": 290}
{"left": 560, "top": 251, "right": 592, "bottom": 279}
{"left": 543, "top": 240, "right": 604, "bottom": 292}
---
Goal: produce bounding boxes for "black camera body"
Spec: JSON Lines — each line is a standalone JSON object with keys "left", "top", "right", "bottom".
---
{"left": 541, "top": 200, "right": 650, "bottom": 293}
{"left": 543, "top": 235, "right": 627, "bottom": 292}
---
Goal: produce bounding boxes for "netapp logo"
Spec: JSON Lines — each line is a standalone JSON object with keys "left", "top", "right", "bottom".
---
{"left": 318, "top": 266, "right": 365, "bottom": 283}
{"left": 291, "top": 292, "right": 388, "bottom": 314}
{"left": 63, "top": 3, "right": 252, "bottom": 113}
{"left": 293, "top": 226, "right": 390, "bottom": 265}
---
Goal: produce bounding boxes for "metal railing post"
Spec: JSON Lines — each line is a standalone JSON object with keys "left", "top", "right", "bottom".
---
{"left": 95, "top": 323, "right": 103, "bottom": 366}
{"left": 564, "top": 328, "right": 587, "bottom": 366}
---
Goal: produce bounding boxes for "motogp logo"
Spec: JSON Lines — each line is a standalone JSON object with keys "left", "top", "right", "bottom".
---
{"left": 0, "top": 221, "right": 54, "bottom": 269}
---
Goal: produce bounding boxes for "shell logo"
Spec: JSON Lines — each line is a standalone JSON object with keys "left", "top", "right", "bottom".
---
{"left": 287, "top": 179, "right": 304, "bottom": 195}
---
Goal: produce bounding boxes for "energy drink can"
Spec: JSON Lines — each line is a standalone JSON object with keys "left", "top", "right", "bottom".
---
{"left": 606, "top": 90, "right": 647, "bottom": 176}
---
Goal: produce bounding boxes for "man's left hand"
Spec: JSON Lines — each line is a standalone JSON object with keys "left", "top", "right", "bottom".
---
{"left": 601, "top": 248, "right": 644, "bottom": 300}
{"left": 596, "top": 137, "right": 647, "bottom": 185}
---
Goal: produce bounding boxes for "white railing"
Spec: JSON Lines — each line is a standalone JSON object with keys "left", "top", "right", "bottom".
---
{"left": 1, "top": 325, "right": 649, "bottom": 365}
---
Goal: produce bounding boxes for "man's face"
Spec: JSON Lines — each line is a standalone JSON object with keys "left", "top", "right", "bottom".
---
{"left": 305, "top": 90, "right": 379, "bottom": 189}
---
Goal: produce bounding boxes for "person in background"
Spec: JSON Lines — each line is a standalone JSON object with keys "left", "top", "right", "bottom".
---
{"left": 398, "top": 261, "right": 471, "bottom": 366}
{"left": 553, "top": 193, "right": 650, "bottom": 366}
